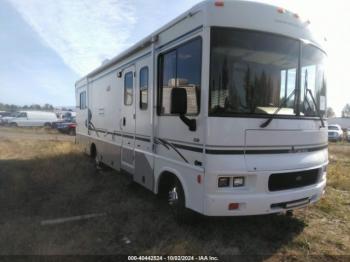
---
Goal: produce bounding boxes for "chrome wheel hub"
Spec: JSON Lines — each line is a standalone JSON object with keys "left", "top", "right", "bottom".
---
{"left": 168, "top": 187, "right": 178, "bottom": 206}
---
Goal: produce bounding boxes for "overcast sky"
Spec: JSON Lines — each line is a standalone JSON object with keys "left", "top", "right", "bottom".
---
{"left": 1, "top": 0, "right": 349, "bottom": 115}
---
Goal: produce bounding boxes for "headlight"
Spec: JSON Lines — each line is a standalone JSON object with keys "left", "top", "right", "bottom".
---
{"left": 218, "top": 177, "right": 230, "bottom": 187}
{"left": 233, "top": 177, "right": 245, "bottom": 187}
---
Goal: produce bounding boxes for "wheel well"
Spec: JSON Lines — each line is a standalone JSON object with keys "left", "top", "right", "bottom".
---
{"left": 90, "top": 143, "right": 97, "bottom": 159}
{"left": 157, "top": 172, "right": 181, "bottom": 199}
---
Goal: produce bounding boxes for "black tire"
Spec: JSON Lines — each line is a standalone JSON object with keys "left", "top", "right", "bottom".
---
{"left": 90, "top": 144, "right": 97, "bottom": 160}
{"left": 9, "top": 122, "right": 18, "bottom": 127}
{"left": 90, "top": 144, "right": 101, "bottom": 167}
{"left": 286, "top": 210, "right": 294, "bottom": 217}
{"left": 44, "top": 122, "right": 52, "bottom": 128}
{"left": 168, "top": 177, "right": 195, "bottom": 224}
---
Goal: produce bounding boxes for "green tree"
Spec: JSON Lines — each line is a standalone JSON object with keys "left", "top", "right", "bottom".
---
{"left": 30, "top": 104, "right": 41, "bottom": 110}
{"left": 43, "top": 104, "right": 54, "bottom": 111}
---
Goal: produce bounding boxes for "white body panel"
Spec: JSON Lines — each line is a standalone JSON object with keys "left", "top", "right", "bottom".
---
{"left": 75, "top": 0, "right": 328, "bottom": 216}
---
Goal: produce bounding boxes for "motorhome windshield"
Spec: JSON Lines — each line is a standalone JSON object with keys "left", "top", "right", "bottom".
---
{"left": 209, "top": 27, "right": 327, "bottom": 117}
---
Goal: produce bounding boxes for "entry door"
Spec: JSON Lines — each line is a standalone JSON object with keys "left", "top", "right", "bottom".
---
{"left": 121, "top": 65, "right": 136, "bottom": 174}
{"left": 76, "top": 87, "right": 88, "bottom": 136}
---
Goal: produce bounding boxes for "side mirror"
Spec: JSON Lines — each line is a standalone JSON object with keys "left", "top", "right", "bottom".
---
{"left": 170, "top": 88, "right": 187, "bottom": 114}
{"left": 170, "top": 88, "right": 196, "bottom": 131}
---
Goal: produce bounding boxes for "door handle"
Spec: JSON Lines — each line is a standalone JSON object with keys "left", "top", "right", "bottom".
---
{"left": 123, "top": 117, "right": 126, "bottom": 126}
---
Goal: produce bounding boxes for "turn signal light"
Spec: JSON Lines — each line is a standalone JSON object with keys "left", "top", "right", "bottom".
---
{"left": 218, "top": 177, "right": 230, "bottom": 187}
{"left": 215, "top": 1, "right": 224, "bottom": 7}
{"left": 197, "top": 175, "right": 202, "bottom": 184}
{"left": 277, "top": 7, "right": 285, "bottom": 13}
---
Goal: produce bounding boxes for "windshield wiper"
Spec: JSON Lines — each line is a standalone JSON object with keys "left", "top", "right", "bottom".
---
{"left": 303, "top": 69, "right": 325, "bottom": 128}
{"left": 306, "top": 88, "right": 325, "bottom": 128}
{"left": 260, "top": 88, "right": 296, "bottom": 128}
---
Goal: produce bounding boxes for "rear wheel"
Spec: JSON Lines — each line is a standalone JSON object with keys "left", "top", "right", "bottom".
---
{"left": 90, "top": 143, "right": 97, "bottom": 159}
{"left": 44, "top": 122, "right": 52, "bottom": 128}
{"left": 90, "top": 143, "right": 101, "bottom": 167}
{"left": 9, "top": 122, "right": 18, "bottom": 127}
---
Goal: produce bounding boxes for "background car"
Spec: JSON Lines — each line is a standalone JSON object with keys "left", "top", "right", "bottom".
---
{"left": 346, "top": 128, "right": 350, "bottom": 142}
{"left": 55, "top": 117, "right": 76, "bottom": 135}
{"left": 0, "top": 112, "right": 11, "bottom": 125}
{"left": 0, "top": 111, "right": 11, "bottom": 118}
{"left": 52, "top": 114, "right": 75, "bottom": 128}
{"left": 328, "top": 124, "right": 343, "bottom": 142}
{"left": 0, "top": 112, "right": 20, "bottom": 125}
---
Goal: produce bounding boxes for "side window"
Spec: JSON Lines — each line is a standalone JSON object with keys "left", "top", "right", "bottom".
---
{"left": 139, "top": 67, "right": 149, "bottom": 110}
{"left": 18, "top": 112, "right": 27, "bottom": 118}
{"left": 158, "top": 37, "right": 202, "bottom": 115}
{"left": 124, "top": 72, "right": 134, "bottom": 105}
{"left": 79, "top": 91, "right": 86, "bottom": 109}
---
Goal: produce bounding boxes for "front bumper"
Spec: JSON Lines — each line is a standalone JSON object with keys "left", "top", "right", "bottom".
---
{"left": 203, "top": 179, "right": 326, "bottom": 216}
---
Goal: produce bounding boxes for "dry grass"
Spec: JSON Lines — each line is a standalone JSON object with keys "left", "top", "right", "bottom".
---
{"left": 0, "top": 129, "right": 349, "bottom": 260}
{"left": 0, "top": 126, "right": 59, "bottom": 134}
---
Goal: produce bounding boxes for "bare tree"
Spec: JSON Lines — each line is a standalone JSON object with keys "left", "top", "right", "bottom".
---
{"left": 341, "top": 104, "right": 350, "bottom": 118}
{"left": 326, "top": 107, "right": 335, "bottom": 118}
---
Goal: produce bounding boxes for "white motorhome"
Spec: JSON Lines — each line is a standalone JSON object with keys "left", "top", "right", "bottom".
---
{"left": 9, "top": 111, "right": 58, "bottom": 127}
{"left": 76, "top": 0, "right": 328, "bottom": 220}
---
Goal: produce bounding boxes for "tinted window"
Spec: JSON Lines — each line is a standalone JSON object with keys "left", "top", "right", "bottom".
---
{"left": 0, "top": 112, "right": 10, "bottom": 117}
{"left": 18, "top": 112, "right": 27, "bottom": 118}
{"left": 139, "top": 67, "right": 148, "bottom": 110}
{"left": 124, "top": 72, "right": 133, "bottom": 105}
{"left": 158, "top": 37, "right": 202, "bottom": 115}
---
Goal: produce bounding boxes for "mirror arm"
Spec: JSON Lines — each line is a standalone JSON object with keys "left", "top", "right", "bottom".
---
{"left": 179, "top": 114, "right": 196, "bottom": 131}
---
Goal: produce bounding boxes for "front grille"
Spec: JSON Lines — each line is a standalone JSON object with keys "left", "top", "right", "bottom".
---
{"left": 268, "top": 169, "right": 320, "bottom": 191}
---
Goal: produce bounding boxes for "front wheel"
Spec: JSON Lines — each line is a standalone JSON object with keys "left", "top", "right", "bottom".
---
{"left": 168, "top": 178, "right": 195, "bottom": 224}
